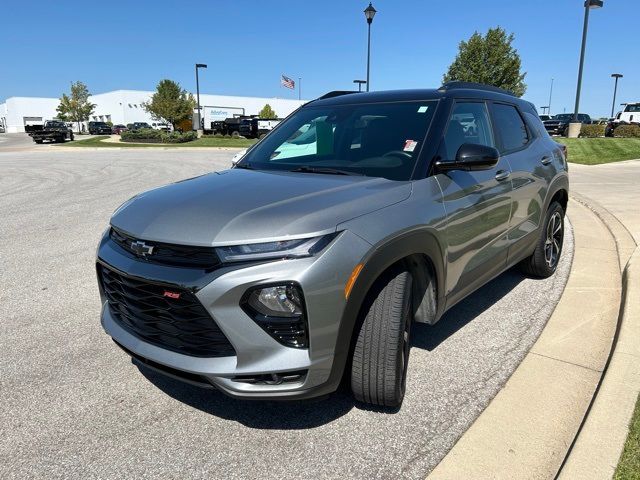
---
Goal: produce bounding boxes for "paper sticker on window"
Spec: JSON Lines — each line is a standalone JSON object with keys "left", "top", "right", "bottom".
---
{"left": 417, "top": 106, "right": 429, "bottom": 113}
{"left": 403, "top": 140, "right": 418, "bottom": 152}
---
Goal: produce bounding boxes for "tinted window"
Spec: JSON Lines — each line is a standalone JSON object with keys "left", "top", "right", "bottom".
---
{"left": 442, "top": 102, "right": 494, "bottom": 160}
{"left": 239, "top": 101, "right": 437, "bottom": 181}
{"left": 625, "top": 105, "right": 640, "bottom": 113}
{"left": 493, "top": 104, "right": 529, "bottom": 152}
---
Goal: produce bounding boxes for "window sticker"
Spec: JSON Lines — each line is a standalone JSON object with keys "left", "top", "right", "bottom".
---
{"left": 403, "top": 140, "right": 418, "bottom": 152}
{"left": 417, "top": 106, "right": 429, "bottom": 113}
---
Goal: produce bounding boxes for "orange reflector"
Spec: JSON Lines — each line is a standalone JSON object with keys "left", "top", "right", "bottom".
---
{"left": 344, "top": 263, "right": 364, "bottom": 299}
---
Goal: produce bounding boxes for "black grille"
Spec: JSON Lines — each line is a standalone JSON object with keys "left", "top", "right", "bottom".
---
{"left": 109, "top": 228, "right": 221, "bottom": 269}
{"left": 98, "top": 264, "right": 235, "bottom": 357}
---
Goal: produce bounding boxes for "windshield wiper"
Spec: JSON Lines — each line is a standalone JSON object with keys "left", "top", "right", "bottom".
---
{"left": 289, "top": 166, "right": 363, "bottom": 176}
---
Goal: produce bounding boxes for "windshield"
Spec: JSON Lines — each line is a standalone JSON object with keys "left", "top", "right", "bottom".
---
{"left": 554, "top": 114, "right": 573, "bottom": 120}
{"left": 237, "top": 101, "right": 438, "bottom": 181}
{"left": 624, "top": 105, "right": 640, "bottom": 113}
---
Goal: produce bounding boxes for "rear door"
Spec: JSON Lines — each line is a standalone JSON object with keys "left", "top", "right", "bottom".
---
{"left": 436, "top": 100, "right": 513, "bottom": 306}
{"left": 490, "top": 102, "right": 551, "bottom": 263}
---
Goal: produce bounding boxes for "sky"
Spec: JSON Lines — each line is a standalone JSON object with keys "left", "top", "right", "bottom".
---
{"left": 1, "top": 0, "right": 637, "bottom": 118}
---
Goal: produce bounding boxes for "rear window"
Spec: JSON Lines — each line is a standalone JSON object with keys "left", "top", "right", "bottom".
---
{"left": 492, "top": 104, "right": 529, "bottom": 152}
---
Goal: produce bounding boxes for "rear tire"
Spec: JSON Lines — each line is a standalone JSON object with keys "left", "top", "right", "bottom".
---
{"left": 519, "top": 201, "right": 565, "bottom": 278}
{"left": 351, "top": 268, "right": 413, "bottom": 407}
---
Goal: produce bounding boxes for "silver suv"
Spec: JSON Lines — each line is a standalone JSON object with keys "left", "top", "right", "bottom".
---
{"left": 97, "top": 82, "right": 569, "bottom": 407}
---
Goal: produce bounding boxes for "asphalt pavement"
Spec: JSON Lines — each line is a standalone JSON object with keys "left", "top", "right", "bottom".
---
{"left": 0, "top": 148, "right": 573, "bottom": 479}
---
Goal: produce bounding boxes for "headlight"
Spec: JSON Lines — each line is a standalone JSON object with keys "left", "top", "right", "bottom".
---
{"left": 241, "top": 283, "right": 308, "bottom": 348}
{"left": 215, "top": 233, "right": 336, "bottom": 263}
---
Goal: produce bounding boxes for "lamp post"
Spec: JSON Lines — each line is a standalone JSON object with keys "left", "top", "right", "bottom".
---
{"left": 353, "top": 80, "right": 367, "bottom": 92}
{"left": 548, "top": 78, "right": 554, "bottom": 116}
{"left": 569, "top": 0, "right": 603, "bottom": 137}
{"left": 364, "top": 3, "right": 376, "bottom": 92}
{"left": 195, "top": 63, "right": 207, "bottom": 135}
{"left": 610, "top": 73, "right": 623, "bottom": 118}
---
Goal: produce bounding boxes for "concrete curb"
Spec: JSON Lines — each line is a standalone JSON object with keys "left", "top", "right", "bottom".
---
{"left": 428, "top": 199, "right": 622, "bottom": 479}
{"left": 556, "top": 205, "right": 639, "bottom": 479}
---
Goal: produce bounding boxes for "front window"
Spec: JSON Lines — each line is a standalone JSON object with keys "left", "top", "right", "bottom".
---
{"left": 237, "top": 101, "right": 438, "bottom": 181}
{"left": 625, "top": 105, "right": 640, "bottom": 113}
{"left": 442, "top": 102, "right": 494, "bottom": 160}
{"left": 554, "top": 114, "right": 573, "bottom": 121}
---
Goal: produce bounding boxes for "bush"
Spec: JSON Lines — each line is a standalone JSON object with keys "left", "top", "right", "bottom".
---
{"left": 121, "top": 128, "right": 162, "bottom": 142}
{"left": 579, "top": 124, "right": 605, "bottom": 138}
{"left": 161, "top": 131, "right": 197, "bottom": 143}
{"left": 121, "top": 128, "right": 197, "bottom": 143}
{"left": 613, "top": 124, "right": 640, "bottom": 138}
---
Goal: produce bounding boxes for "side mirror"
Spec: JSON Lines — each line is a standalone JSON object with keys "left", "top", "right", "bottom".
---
{"left": 436, "top": 143, "right": 500, "bottom": 172}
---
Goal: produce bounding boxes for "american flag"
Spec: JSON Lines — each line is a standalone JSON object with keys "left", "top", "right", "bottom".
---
{"left": 281, "top": 75, "right": 295, "bottom": 90}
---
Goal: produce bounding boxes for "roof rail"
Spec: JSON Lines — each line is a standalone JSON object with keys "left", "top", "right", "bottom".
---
{"left": 438, "top": 81, "right": 517, "bottom": 97}
{"left": 315, "top": 91, "right": 359, "bottom": 100}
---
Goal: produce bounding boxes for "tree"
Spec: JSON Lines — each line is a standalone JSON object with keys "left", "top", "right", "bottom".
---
{"left": 56, "top": 81, "right": 95, "bottom": 132}
{"left": 142, "top": 79, "right": 196, "bottom": 129}
{"left": 443, "top": 27, "right": 526, "bottom": 97}
{"left": 258, "top": 104, "right": 277, "bottom": 119}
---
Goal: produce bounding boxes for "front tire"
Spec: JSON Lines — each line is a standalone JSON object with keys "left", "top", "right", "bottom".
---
{"left": 351, "top": 268, "right": 413, "bottom": 407}
{"left": 520, "top": 201, "right": 565, "bottom": 278}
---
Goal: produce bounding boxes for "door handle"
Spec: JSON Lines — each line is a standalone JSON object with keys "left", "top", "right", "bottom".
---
{"left": 495, "top": 170, "right": 511, "bottom": 181}
{"left": 541, "top": 156, "right": 553, "bottom": 165}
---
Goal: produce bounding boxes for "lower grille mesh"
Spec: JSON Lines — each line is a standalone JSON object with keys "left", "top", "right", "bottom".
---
{"left": 98, "top": 264, "right": 235, "bottom": 357}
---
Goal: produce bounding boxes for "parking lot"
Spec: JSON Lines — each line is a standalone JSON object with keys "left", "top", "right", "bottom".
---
{"left": 0, "top": 144, "right": 572, "bottom": 479}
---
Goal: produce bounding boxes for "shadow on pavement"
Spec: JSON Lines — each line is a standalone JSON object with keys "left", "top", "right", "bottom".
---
{"left": 140, "top": 267, "right": 528, "bottom": 427}
{"left": 138, "top": 366, "right": 357, "bottom": 428}
{"left": 412, "top": 267, "right": 526, "bottom": 351}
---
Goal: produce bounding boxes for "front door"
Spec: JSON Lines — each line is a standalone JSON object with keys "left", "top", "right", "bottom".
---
{"left": 436, "top": 101, "right": 513, "bottom": 306}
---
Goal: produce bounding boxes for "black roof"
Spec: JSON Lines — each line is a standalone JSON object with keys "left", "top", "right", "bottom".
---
{"left": 310, "top": 82, "right": 532, "bottom": 110}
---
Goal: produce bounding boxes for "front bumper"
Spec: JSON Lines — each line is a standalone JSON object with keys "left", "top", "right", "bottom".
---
{"left": 98, "top": 229, "right": 371, "bottom": 399}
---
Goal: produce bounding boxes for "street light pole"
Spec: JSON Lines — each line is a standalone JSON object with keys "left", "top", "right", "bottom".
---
{"left": 572, "top": 0, "right": 603, "bottom": 128}
{"left": 610, "top": 73, "right": 623, "bottom": 118}
{"left": 548, "top": 78, "right": 554, "bottom": 116}
{"left": 195, "top": 63, "right": 207, "bottom": 135}
{"left": 353, "top": 80, "right": 367, "bottom": 92}
{"left": 364, "top": 3, "right": 377, "bottom": 92}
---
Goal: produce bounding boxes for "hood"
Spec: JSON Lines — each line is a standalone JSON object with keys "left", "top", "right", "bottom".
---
{"left": 110, "top": 169, "right": 412, "bottom": 246}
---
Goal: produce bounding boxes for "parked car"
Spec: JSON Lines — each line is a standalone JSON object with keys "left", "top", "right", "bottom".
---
{"left": 112, "top": 124, "right": 127, "bottom": 135}
{"left": 126, "top": 122, "right": 152, "bottom": 131}
{"left": 28, "top": 120, "right": 74, "bottom": 144}
{"left": 96, "top": 82, "right": 568, "bottom": 407}
{"left": 0, "top": 125, "right": 5, "bottom": 133}
{"left": 539, "top": 114, "right": 552, "bottom": 121}
{"left": 151, "top": 122, "right": 172, "bottom": 132}
{"left": 88, "top": 121, "right": 113, "bottom": 135}
{"left": 606, "top": 103, "right": 640, "bottom": 136}
{"left": 543, "top": 113, "right": 591, "bottom": 136}
{"left": 238, "top": 118, "right": 281, "bottom": 139}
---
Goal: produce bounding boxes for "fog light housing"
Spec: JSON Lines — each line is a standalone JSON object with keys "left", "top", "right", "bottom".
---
{"left": 241, "top": 283, "right": 308, "bottom": 348}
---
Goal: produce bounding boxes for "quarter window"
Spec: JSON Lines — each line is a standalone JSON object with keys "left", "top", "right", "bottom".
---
{"left": 442, "top": 102, "right": 494, "bottom": 160}
{"left": 492, "top": 104, "right": 529, "bottom": 152}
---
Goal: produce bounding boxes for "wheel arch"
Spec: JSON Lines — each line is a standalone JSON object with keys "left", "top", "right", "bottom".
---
{"left": 324, "top": 228, "right": 447, "bottom": 389}
{"left": 545, "top": 174, "right": 569, "bottom": 214}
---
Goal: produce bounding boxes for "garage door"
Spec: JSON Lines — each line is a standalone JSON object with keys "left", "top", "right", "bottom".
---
{"left": 23, "top": 117, "right": 43, "bottom": 133}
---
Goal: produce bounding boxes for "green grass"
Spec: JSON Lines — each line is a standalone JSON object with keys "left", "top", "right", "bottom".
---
{"left": 614, "top": 393, "right": 640, "bottom": 479}
{"left": 555, "top": 138, "right": 640, "bottom": 165}
{"left": 61, "top": 135, "right": 257, "bottom": 148}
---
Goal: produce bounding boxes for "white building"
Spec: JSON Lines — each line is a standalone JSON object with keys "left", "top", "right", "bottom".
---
{"left": 0, "top": 90, "right": 306, "bottom": 133}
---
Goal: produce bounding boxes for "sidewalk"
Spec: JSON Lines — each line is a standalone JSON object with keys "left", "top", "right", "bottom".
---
{"left": 429, "top": 159, "right": 640, "bottom": 479}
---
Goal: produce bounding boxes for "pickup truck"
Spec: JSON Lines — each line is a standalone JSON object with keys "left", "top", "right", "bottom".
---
{"left": 543, "top": 113, "right": 591, "bottom": 136}
{"left": 29, "top": 120, "right": 74, "bottom": 144}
